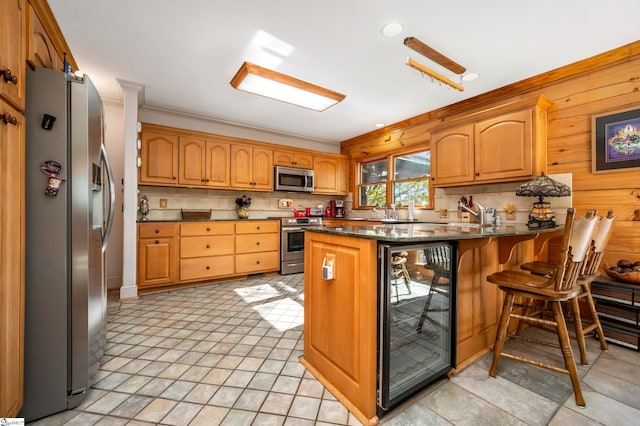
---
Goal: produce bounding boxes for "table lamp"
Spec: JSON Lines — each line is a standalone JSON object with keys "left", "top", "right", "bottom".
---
{"left": 515, "top": 172, "right": 571, "bottom": 229}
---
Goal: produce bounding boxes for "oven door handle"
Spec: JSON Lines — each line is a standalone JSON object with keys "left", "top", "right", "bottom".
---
{"left": 282, "top": 227, "right": 304, "bottom": 232}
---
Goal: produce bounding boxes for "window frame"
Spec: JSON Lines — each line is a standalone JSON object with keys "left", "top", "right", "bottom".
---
{"left": 355, "top": 146, "right": 433, "bottom": 210}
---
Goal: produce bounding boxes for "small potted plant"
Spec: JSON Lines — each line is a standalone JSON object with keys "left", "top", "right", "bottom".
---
{"left": 235, "top": 195, "right": 252, "bottom": 219}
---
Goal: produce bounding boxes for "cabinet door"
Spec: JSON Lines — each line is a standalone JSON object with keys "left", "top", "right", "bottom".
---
{"left": 431, "top": 124, "right": 474, "bottom": 186}
{"left": 179, "top": 137, "right": 206, "bottom": 186}
{"left": 251, "top": 147, "right": 273, "bottom": 190}
{"left": 137, "top": 237, "right": 177, "bottom": 286}
{"left": 26, "top": 3, "right": 62, "bottom": 71}
{"left": 274, "top": 150, "right": 313, "bottom": 169}
{"left": 205, "top": 140, "right": 230, "bottom": 188}
{"left": 0, "top": 100, "right": 24, "bottom": 417}
{"left": 474, "top": 109, "right": 532, "bottom": 182}
{"left": 230, "top": 144, "right": 253, "bottom": 188}
{"left": 0, "top": 0, "right": 26, "bottom": 111}
{"left": 140, "top": 131, "right": 179, "bottom": 185}
{"left": 313, "top": 156, "right": 340, "bottom": 194}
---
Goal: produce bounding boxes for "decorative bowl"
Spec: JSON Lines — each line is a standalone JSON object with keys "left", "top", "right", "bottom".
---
{"left": 603, "top": 265, "right": 640, "bottom": 284}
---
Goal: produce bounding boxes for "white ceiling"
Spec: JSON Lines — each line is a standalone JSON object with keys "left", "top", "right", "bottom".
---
{"left": 48, "top": 0, "right": 640, "bottom": 144}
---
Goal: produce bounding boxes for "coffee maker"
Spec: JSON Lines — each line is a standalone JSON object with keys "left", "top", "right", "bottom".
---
{"left": 326, "top": 200, "right": 345, "bottom": 218}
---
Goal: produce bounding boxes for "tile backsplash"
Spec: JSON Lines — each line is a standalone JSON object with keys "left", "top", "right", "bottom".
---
{"left": 343, "top": 173, "right": 573, "bottom": 224}
{"left": 138, "top": 186, "right": 340, "bottom": 221}
{"left": 139, "top": 173, "right": 572, "bottom": 224}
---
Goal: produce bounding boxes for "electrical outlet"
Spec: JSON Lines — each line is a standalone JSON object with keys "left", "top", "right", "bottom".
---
{"left": 279, "top": 199, "right": 293, "bottom": 209}
{"left": 159, "top": 198, "right": 167, "bottom": 209}
{"left": 439, "top": 208, "right": 448, "bottom": 218}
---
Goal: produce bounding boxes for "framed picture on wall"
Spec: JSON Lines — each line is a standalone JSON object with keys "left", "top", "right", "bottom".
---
{"left": 592, "top": 107, "right": 640, "bottom": 173}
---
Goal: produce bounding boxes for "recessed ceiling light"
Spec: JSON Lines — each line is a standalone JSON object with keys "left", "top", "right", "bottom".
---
{"left": 381, "top": 22, "right": 404, "bottom": 37}
{"left": 461, "top": 72, "right": 479, "bottom": 82}
{"left": 375, "top": 123, "right": 385, "bottom": 128}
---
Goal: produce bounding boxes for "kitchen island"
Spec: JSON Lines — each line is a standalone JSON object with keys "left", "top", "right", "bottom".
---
{"left": 301, "top": 222, "right": 561, "bottom": 426}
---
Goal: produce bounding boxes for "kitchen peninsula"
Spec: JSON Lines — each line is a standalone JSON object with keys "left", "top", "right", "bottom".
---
{"left": 301, "top": 222, "right": 562, "bottom": 426}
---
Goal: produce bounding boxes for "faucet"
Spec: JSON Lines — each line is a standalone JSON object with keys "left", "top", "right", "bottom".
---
{"left": 458, "top": 200, "right": 487, "bottom": 225}
{"left": 372, "top": 205, "right": 388, "bottom": 219}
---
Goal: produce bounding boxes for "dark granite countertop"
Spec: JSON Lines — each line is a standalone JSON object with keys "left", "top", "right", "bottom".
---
{"left": 306, "top": 222, "right": 562, "bottom": 243}
{"left": 137, "top": 218, "right": 280, "bottom": 223}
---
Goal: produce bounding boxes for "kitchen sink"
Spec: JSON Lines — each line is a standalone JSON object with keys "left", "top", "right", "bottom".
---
{"left": 446, "top": 222, "right": 494, "bottom": 228}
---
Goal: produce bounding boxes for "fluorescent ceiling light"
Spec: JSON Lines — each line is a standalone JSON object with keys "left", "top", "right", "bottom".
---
{"left": 230, "top": 62, "right": 345, "bottom": 111}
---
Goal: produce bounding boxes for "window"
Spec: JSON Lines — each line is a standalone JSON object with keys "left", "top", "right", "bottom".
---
{"left": 357, "top": 149, "right": 432, "bottom": 209}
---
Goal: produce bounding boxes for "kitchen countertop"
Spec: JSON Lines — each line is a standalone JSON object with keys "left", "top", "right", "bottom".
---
{"left": 137, "top": 218, "right": 280, "bottom": 223}
{"left": 306, "top": 222, "right": 562, "bottom": 242}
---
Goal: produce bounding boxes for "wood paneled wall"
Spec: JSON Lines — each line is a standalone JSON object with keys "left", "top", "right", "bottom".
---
{"left": 341, "top": 41, "right": 640, "bottom": 267}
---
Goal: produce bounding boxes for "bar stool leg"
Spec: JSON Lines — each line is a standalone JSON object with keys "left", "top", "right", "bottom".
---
{"left": 489, "top": 292, "right": 515, "bottom": 378}
{"left": 583, "top": 282, "right": 608, "bottom": 351}
{"left": 568, "top": 297, "right": 589, "bottom": 365}
{"left": 552, "top": 301, "right": 585, "bottom": 407}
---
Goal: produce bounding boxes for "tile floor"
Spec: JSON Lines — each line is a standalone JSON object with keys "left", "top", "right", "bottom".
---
{"left": 30, "top": 273, "right": 640, "bottom": 426}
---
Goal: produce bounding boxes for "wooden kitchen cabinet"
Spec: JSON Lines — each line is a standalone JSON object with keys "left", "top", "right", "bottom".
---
{"left": 0, "top": 99, "right": 24, "bottom": 418}
{"left": 139, "top": 130, "right": 179, "bottom": 185}
{"left": 313, "top": 154, "right": 348, "bottom": 195}
{"left": 1, "top": 0, "right": 26, "bottom": 111}
{"left": 235, "top": 220, "right": 280, "bottom": 274}
{"left": 137, "top": 223, "right": 178, "bottom": 287}
{"left": 274, "top": 149, "right": 313, "bottom": 169}
{"left": 431, "top": 96, "right": 551, "bottom": 187}
{"left": 26, "top": 1, "right": 62, "bottom": 71}
{"left": 230, "top": 144, "right": 273, "bottom": 191}
{"left": 179, "top": 222, "right": 235, "bottom": 281}
{"left": 178, "top": 136, "right": 230, "bottom": 188}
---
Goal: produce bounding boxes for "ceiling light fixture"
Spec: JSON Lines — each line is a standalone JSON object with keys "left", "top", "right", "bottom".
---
{"left": 381, "top": 22, "right": 404, "bottom": 37}
{"left": 230, "top": 62, "right": 345, "bottom": 111}
{"left": 406, "top": 57, "right": 464, "bottom": 92}
{"left": 461, "top": 72, "right": 479, "bottom": 82}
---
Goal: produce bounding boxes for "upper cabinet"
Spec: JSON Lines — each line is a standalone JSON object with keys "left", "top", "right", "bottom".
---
{"left": 230, "top": 145, "right": 273, "bottom": 191}
{"left": 0, "top": 0, "right": 26, "bottom": 111}
{"left": 26, "top": 1, "right": 62, "bottom": 71}
{"left": 139, "top": 123, "right": 347, "bottom": 195}
{"left": 274, "top": 149, "right": 313, "bottom": 169}
{"left": 178, "top": 136, "right": 230, "bottom": 188}
{"left": 431, "top": 95, "right": 552, "bottom": 187}
{"left": 313, "top": 155, "right": 348, "bottom": 195}
{"left": 139, "top": 130, "right": 179, "bottom": 185}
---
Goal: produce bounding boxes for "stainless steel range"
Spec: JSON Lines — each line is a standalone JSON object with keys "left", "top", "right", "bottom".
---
{"left": 278, "top": 217, "right": 323, "bottom": 274}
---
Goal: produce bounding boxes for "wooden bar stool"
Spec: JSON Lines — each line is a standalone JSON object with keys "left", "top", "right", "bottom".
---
{"left": 416, "top": 245, "right": 451, "bottom": 332}
{"left": 520, "top": 210, "right": 615, "bottom": 364}
{"left": 486, "top": 208, "right": 598, "bottom": 407}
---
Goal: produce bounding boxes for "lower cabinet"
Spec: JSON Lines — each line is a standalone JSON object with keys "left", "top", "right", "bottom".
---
{"left": 137, "top": 220, "right": 280, "bottom": 292}
{"left": 235, "top": 221, "right": 280, "bottom": 274}
{"left": 179, "top": 222, "right": 235, "bottom": 281}
{"left": 137, "top": 223, "right": 178, "bottom": 287}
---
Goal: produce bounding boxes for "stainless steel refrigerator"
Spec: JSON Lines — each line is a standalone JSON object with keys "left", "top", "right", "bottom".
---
{"left": 20, "top": 67, "right": 115, "bottom": 422}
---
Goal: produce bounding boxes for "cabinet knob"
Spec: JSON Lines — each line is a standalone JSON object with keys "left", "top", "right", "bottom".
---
{"left": 206, "top": 266, "right": 210, "bottom": 270}
{"left": 206, "top": 244, "right": 210, "bottom": 249}
{"left": 256, "top": 260, "right": 260, "bottom": 264}
{"left": 1, "top": 113, "right": 17, "bottom": 126}
{"left": 206, "top": 227, "right": 211, "bottom": 232}
{"left": 0, "top": 69, "right": 18, "bottom": 84}
{"left": 155, "top": 240, "right": 159, "bottom": 244}
{"left": 155, "top": 229, "right": 160, "bottom": 234}
{"left": 475, "top": 172, "right": 480, "bottom": 176}
{"left": 256, "top": 241, "right": 260, "bottom": 246}
{"left": 256, "top": 226, "right": 261, "bottom": 230}
{"left": 172, "top": 176, "right": 177, "bottom": 180}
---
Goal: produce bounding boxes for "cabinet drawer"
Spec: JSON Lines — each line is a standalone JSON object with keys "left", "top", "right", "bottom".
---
{"left": 139, "top": 222, "right": 178, "bottom": 238}
{"left": 180, "top": 255, "right": 235, "bottom": 281}
{"left": 235, "top": 220, "right": 279, "bottom": 234}
{"left": 235, "top": 251, "right": 280, "bottom": 274}
{"left": 180, "top": 235, "right": 234, "bottom": 258}
{"left": 181, "top": 221, "right": 235, "bottom": 236}
{"left": 235, "top": 233, "right": 279, "bottom": 254}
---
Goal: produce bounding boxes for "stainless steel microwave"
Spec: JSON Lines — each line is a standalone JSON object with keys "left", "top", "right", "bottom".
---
{"left": 274, "top": 166, "right": 314, "bottom": 192}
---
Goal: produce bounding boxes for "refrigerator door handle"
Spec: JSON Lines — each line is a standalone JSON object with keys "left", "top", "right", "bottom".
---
{"left": 100, "top": 144, "right": 115, "bottom": 252}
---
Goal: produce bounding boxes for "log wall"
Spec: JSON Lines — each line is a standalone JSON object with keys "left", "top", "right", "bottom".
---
{"left": 341, "top": 41, "right": 640, "bottom": 267}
